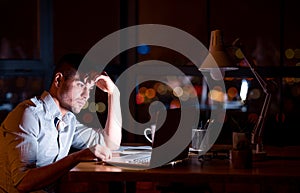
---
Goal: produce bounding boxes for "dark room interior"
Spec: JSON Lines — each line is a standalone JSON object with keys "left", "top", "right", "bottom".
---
{"left": 1, "top": 0, "right": 300, "bottom": 193}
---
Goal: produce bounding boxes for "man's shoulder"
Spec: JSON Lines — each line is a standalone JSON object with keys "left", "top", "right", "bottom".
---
{"left": 2, "top": 97, "right": 46, "bottom": 128}
{"left": 14, "top": 97, "right": 45, "bottom": 116}
{"left": 21, "top": 92, "right": 53, "bottom": 114}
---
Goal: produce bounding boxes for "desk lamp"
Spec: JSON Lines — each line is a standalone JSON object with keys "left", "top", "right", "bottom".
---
{"left": 199, "top": 29, "right": 238, "bottom": 80}
{"left": 199, "top": 30, "right": 270, "bottom": 160}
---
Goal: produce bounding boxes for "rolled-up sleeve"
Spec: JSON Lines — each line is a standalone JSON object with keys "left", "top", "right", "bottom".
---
{"left": 5, "top": 106, "right": 39, "bottom": 186}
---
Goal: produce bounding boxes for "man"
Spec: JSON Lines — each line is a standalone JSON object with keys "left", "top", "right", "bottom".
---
{"left": 0, "top": 53, "right": 122, "bottom": 192}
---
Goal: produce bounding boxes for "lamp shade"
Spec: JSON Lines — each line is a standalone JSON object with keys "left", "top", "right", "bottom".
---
{"left": 199, "top": 30, "right": 237, "bottom": 72}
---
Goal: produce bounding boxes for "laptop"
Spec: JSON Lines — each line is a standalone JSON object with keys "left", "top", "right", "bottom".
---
{"left": 104, "top": 107, "right": 199, "bottom": 169}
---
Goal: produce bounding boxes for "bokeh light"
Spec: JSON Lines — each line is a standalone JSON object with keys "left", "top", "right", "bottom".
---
{"left": 139, "top": 86, "right": 147, "bottom": 95}
{"left": 208, "top": 90, "right": 224, "bottom": 102}
{"left": 227, "top": 87, "right": 238, "bottom": 100}
{"left": 155, "top": 83, "right": 168, "bottom": 95}
{"left": 6, "top": 92, "right": 12, "bottom": 99}
{"left": 208, "top": 86, "right": 226, "bottom": 102}
{"left": 136, "top": 93, "right": 144, "bottom": 104}
{"left": 294, "top": 49, "right": 300, "bottom": 59}
{"left": 285, "top": 48, "right": 294, "bottom": 59}
{"left": 173, "top": 86, "right": 183, "bottom": 97}
{"left": 170, "top": 99, "right": 180, "bottom": 109}
{"left": 248, "top": 88, "right": 261, "bottom": 100}
{"left": 284, "top": 77, "right": 295, "bottom": 84}
{"left": 137, "top": 44, "right": 150, "bottom": 55}
{"left": 96, "top": 102, "right": 106, "bottom": 113}
{"left": 240, "top": 79, "right": 249, "bottom": 101}
{"left": 88, "top": 102, "right": 97, "bottom": 112}
{"left": 82, "top": 112, "right": 94, "bottom": 123}
{"left": 235, "top": 48, "right": 244, "bottom": 59}
{"left": 145, "top": 88, "right": 156, "bottom": 99}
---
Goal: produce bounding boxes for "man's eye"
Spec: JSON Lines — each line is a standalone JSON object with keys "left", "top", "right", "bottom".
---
{"left": 77, "top": 82, "right": 85, "bottom": 88}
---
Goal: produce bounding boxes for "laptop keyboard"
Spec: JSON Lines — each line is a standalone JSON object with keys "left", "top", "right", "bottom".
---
{"left": 129, "top": 156, "right": 151, "bottom": 164}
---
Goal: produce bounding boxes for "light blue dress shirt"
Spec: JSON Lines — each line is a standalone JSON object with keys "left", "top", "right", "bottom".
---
{"left": 0, "top": 91, "right": 105, "bottom": 192}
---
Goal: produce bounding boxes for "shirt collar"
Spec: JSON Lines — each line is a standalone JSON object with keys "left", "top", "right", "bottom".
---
{"left": 40, "top": 91, "right": 62, "bottom": 120}
{"left": 40, "top": 91, "right": 74, "bottom": 131}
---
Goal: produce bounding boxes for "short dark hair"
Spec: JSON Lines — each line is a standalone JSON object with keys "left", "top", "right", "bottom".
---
{"left": 52, "top": 53, "right": 84, "bottom": 81}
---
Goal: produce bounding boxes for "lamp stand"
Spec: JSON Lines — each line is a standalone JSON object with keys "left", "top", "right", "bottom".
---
{"left": 238, "top": 49, "right": 271, "bottom": 161}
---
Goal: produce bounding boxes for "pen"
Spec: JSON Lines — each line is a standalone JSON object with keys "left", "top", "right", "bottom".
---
{"left": 203, "top": 119, "right": 210, "bottom": 130}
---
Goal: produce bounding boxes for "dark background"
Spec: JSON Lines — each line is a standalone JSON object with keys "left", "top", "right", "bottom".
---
{"left": 0, "top": 0, "right": 300, "bottom": 145}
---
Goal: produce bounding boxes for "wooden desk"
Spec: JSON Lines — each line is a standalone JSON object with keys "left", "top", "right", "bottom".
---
{"left": 59, "top": 146, "right": 300, "bottom": 193}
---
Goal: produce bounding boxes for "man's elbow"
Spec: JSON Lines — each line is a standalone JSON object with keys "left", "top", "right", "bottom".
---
{"left": 110, "top": 146, "right": 120, "bottom": 151}
{"left": 107, "top": 142, "right": 121, "bottom": 150}
{"left": 16, "top": 171, "right": 42, "bottom": 193}
{"left": 16, "top": 181, "right": 33, "bottom": 193}
{"left": 106, "top": 138, "right": 121, "bottom": 150}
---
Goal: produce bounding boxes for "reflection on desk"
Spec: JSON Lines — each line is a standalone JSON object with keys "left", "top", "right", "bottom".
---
{"left": 59, "top": 146, "right": 300, "bottom": 193}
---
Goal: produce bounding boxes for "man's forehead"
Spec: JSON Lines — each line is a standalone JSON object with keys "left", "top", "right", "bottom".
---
{"left": 74, "top": 71, "right": 87, "bottom": 80}
{"left": 75, "top": 72, "right": 95, "bottom": 85}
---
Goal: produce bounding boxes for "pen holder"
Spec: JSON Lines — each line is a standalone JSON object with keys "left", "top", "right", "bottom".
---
{"left": 231, "top": 132, "right": 252, "bottom": 169}
{"left": 230, "top": 149, "right": 252, "bottom": 169}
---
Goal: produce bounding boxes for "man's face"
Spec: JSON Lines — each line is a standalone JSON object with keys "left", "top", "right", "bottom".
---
{"left": 58, "top": 72, "right": 95, "bottom": 114}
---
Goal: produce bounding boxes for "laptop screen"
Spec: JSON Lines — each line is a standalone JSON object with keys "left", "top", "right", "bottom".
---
{"left": 105, "top": 107, "right": 199, "bottom": 169}
{"left": 150, "top": 107, "right": 198, "bottom": 167}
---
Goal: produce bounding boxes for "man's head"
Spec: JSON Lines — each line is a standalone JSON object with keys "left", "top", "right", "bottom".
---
{"left": 50, "top": 53, "right": 96, "bottom": 114}
{"left": 52, "top": 53, "right": 83, "bottom": 82}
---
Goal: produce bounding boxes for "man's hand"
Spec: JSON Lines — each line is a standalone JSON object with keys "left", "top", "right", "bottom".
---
{"left": 88, "top": 144, "right": 112, "bottom": 161}
{"left": 92, "top": 72, "right": 118, "bottom": 95}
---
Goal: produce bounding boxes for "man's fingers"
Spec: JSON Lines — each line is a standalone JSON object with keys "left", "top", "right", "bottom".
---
{"left": 99, "top": 151, "right": 111, "bottom": 161}
{"left": 94, "top": 145, "right": 112, "bottom": 161}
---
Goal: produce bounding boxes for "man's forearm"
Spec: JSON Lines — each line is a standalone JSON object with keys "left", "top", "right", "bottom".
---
{"left": 16, "top": 149, "right": 92, "bottom": 192}
{"left": 104, "top": 88, "right": 122, "bottom": 150}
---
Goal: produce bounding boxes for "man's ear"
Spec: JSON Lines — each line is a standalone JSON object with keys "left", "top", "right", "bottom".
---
{"left": 54, "top": 73, "right": 64, "bottom": 87}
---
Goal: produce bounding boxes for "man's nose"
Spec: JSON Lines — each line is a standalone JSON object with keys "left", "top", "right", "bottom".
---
{"left": 82, "top": 87, "right": 90, "bottom": 99}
